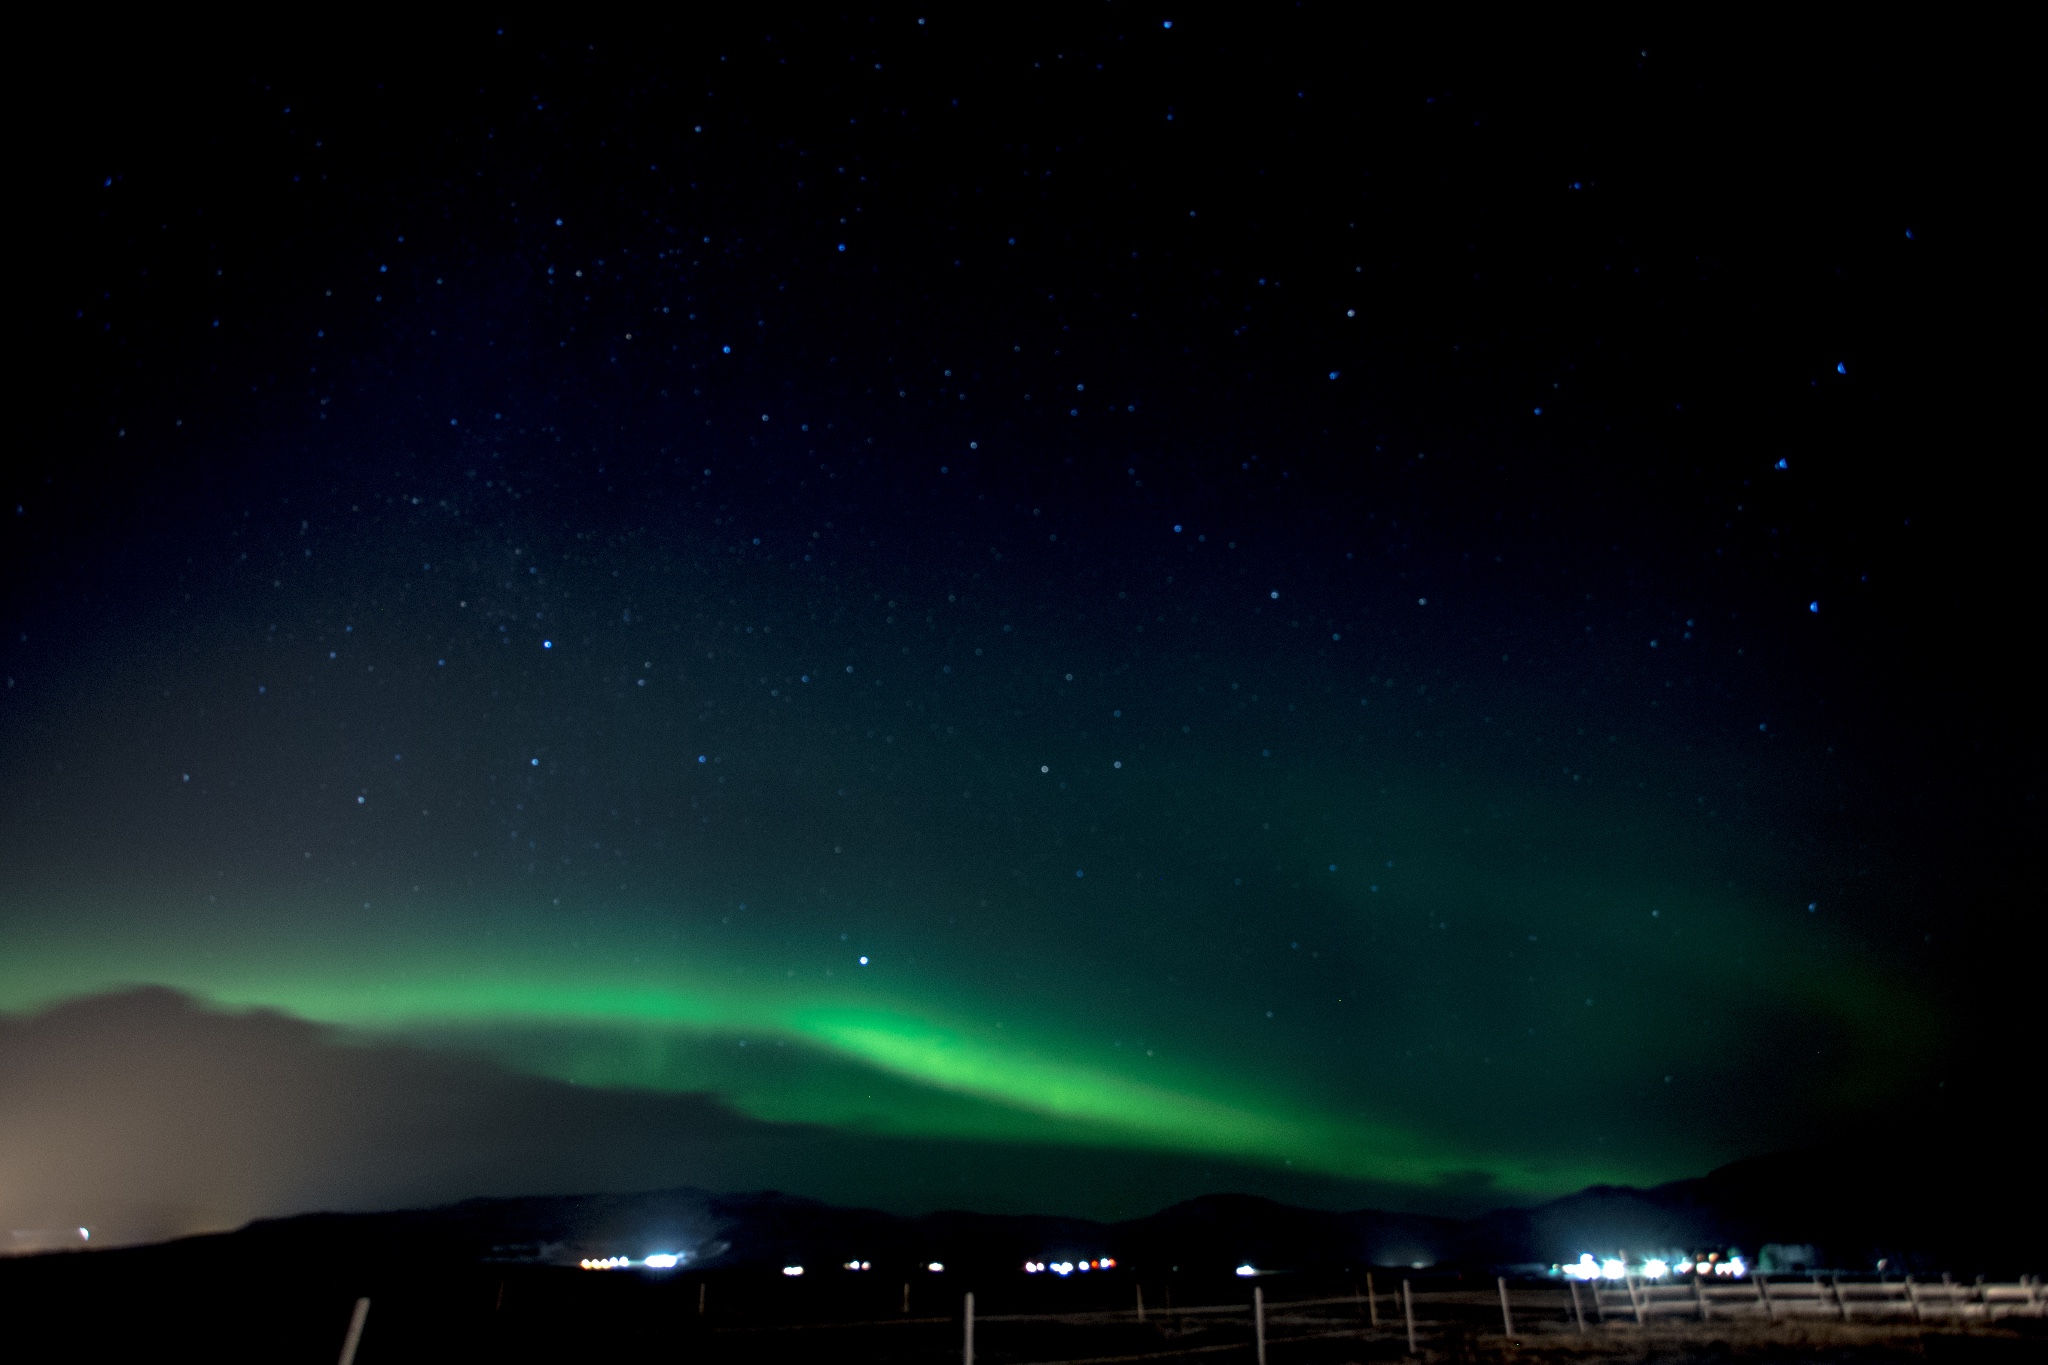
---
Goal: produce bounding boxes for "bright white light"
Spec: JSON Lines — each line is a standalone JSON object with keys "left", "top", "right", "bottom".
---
{"left": 926, "top": 1261, "right": 944, "bottom": 1273}
{"left": 1643, "top": 1259, "right": 1669, "bottom": 1279}
{"left": 1100, "top": 1258, "right": 1116, "bottom": 1269}
{"left": 783, "top": 1265, "right": 804, "bottom": 1277}
{"left": 1563, "top": 1255, "right": 1601, "bottom": 1281}
{"left": 1024, "top": 1261, "right": 1045, "bottom": 1274}
{"left": 1677, "top": 1261, "right": 1695, "bottom": 1274}
{"left": 1601, "top": 1259, "right": 1627, "bottom": 1281}
{"left": 78, "top": 1228, "right": 90, "bottom": 1241}
{"left": 1052, "top": 1262, "right": 1074, "bottom": 1276}
{"left": 1077, "top": 1260, "right": 1091, "bottom": 1273}
{"left": 1236, "top": 1264, "right": 1256, "bottom": 1278}
{"left": 644, "top": 1254, "right": 679, "bottom": 1269}
{"left": 1722, "top": 1257, "right": 1746, "bottom": 1278}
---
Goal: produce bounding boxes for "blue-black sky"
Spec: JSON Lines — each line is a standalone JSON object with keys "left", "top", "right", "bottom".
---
{"left": 2, "top": 14, "right": 2036, "bottom": 1243}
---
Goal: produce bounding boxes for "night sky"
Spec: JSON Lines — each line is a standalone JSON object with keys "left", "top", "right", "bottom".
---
{"left": 3, "top": 17, "right": 2036, "bottom": 1242}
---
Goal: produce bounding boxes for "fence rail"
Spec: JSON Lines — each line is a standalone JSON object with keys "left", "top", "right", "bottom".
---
{"left": 1590, "top": 1273, "right": 2048, "bottom": 1324}
{"left": 694, "top": 1274, "right": 2047, "bottom": 1365}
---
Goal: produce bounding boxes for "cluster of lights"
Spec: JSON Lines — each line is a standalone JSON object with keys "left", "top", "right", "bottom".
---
{"left": 783, "top": 1265, "right": 805, "bottom": 1277}
{"left": 844, "top": 1260, "right": 872, "bottom": 1271}
{"left": 1236, "top": 1265, "right": 1258, "bottom": 1278}
{"left": 1561, "top": 1256, "right": 1633, "bottom": 1282}
{"left": 1684, "top": 1256, "right": 1747, "bottom": 1278}
{"left": 927, "top": 1262, "right": 946, "bottom": 1273}
{"left": 1560, "top": 1253, "right": 1748, "bottom": 1281}
{"left": 1024, "top": 1257, "right": 1115, "bottom": 1276}
{"left": 577, "top": 1252, "right": 688, "bottom": 1277}
{"left": 579, "top": 1251, "right": 685, "bottom": 1271}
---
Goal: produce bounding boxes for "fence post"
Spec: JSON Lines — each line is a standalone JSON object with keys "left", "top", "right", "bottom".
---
{"left": 1627, "top": 1275, "right": 1644, "bottom": 1325}
{"left": 1365, "top": 1272, "right": 1380, "bottom": 1327}
{"left": 1402, "top": 1278, "right": 1417, "bottom": 1355}
{"left": 1569, "top": 1278, "right": 1586, "bottom": 1333}
{"left": 698, "top": 1281, "right": 707, "bottom": 1316}
{"left": 1498, "top": 1276, "right": 1514, "bottom": 1337}
{"left": 1254, "top": 1285, "right": 1266, "bottom": 1365}
{"left": 963, "top": 1291, "right": 975, "bottom": 1365}
{"left": 903, "top": 1281, "right": 911, "bottom": 1315}
{"left": 1834, "top": 1275, "right": 1850, "bottom": 1321}
{"left": 1693, "top": 1274, "right": 1708, "bottom": 1322}
{"left": 1136, "top": 1283, "right": 1146, "bottom": 1323}
{"left": 336, "top": 1297, "right": 371, "bottom": 1365}
{"left": 1758, "top": 1275, "right": 1773, "bottom": 1320}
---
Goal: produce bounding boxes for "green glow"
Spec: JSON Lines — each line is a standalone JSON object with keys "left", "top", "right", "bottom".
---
{"left": 0, "top": 846, "right": 1920, "bottom": 1202}
{"left": 0, "top": 677, "right": 1938, "bottom": 1207}
{"left": 0, "top": 929, "right": 1530, "bottom": 1188}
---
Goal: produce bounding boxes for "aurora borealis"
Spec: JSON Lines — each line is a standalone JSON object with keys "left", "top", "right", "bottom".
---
{"left": 4, "top": 17, "right": 2035, "bottom": 1244}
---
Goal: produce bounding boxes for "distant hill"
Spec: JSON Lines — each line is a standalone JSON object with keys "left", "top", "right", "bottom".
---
{"left": 87, "top": 1139, "right": 2034, "bottom": 1281}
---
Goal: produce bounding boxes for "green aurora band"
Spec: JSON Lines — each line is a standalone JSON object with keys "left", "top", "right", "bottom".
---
{"left": 0, "top": 856, "right": 1921, "bottom": 1202}
{"left": 0, "top": 533, "right": 1937, "bottom": 1208}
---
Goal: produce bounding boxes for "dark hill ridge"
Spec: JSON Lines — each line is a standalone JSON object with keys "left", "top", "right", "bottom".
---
{"left": 66, "top": 1139, "right": 2037, "bottom": 1281}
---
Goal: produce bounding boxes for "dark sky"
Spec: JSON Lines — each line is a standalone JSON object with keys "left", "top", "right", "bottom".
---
{"left": 3, "top": 15, "right": 2036, "bottom": 1245}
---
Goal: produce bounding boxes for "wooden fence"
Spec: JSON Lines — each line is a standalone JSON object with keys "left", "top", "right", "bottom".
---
{"left": 1587, "top": 1273, "right": 2048, "bottom": 1325}
{"left": 678, "top": 1274, "right": 2048, "bottom": 1365}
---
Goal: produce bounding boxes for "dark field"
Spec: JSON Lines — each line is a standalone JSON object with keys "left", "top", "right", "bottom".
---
{"left": 8, "top": 1251, "right": 2044, "bottom": 1364}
